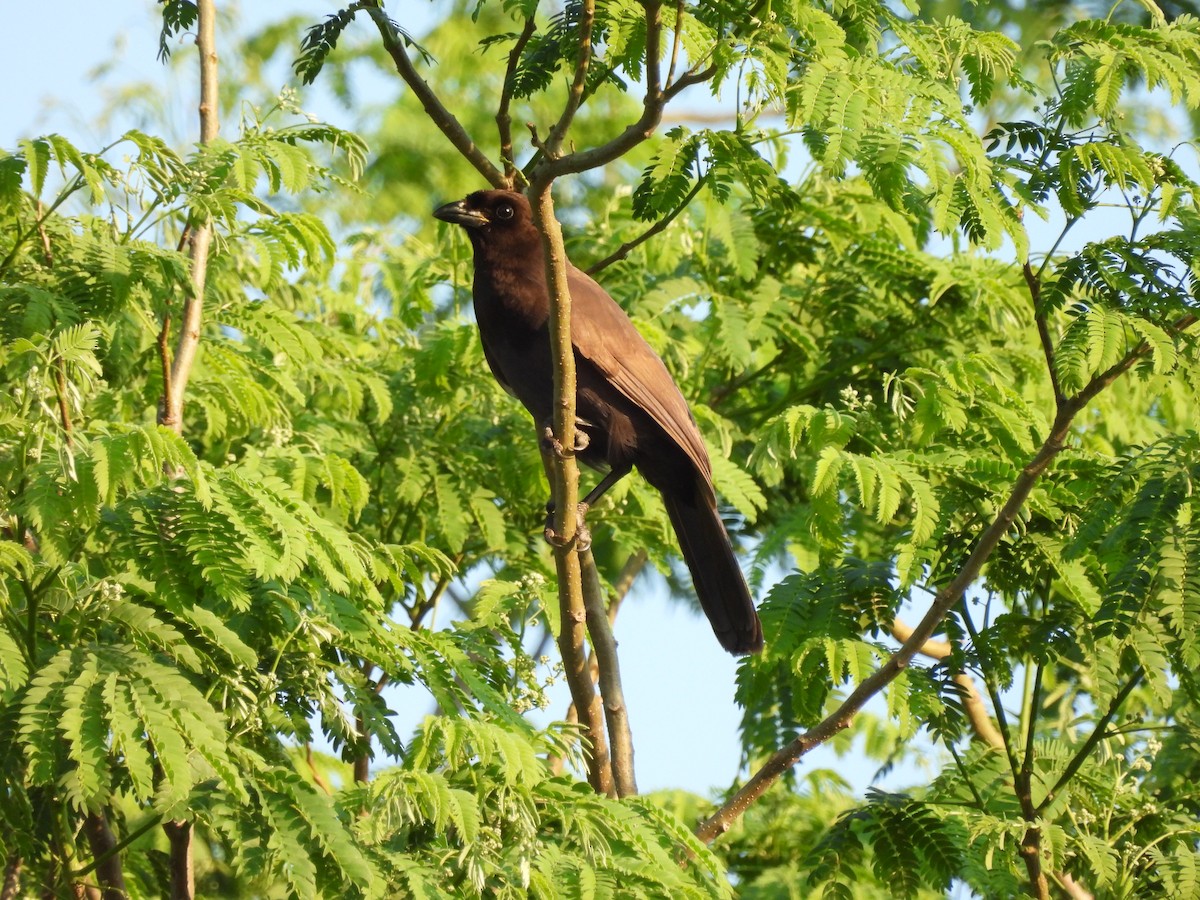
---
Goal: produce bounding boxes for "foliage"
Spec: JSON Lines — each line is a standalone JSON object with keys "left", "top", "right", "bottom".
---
{"left": 2, "top": 0, "right": 1199, "bottom": 897}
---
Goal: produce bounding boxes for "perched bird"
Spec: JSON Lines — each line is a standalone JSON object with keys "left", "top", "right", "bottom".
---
{"left": 434, "top": 189, "right": 763, "bottom": 655}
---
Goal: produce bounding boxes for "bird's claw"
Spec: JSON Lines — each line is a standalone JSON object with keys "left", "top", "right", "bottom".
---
{"left": 543, "top": 501, "right": 592, "bottom": 552}
{"left": 541, "top": 425, "right": 590, "bottom": 458}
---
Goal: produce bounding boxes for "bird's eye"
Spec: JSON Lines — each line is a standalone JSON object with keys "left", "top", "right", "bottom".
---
{"left": 495, "top": 203, "right": 515, "bottom": 221}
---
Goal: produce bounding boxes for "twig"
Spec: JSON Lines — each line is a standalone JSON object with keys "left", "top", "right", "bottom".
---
{"left": 891, "top": 618, "right": 1004, "bottom": 749}
{"left": 36, "top": 201, "right": 53, "bottom": 266}
{"left": 497, "top": 16, "right": 537, "bottom": 188}
{"left": 693, "top": 315, "right": 1198, "bottom": 844}
{"left": 1015, "top": 661, "right": 1047, "bottom": 899}
{"left": 53, "top": 361, "right": 73, "bottom": 449}
{"left": 611, "top": 548, "right": 648, "bottom": 609}
{"left": 537, "top": 1, "right": 705, "bottom": 180}
{"left": 157, "top": 313, "right": 174, "bottom": 425}
{"left": 364, "top": 4, "right": 506, "bottom": 189}
{"left": 159, "top": 0, "right": 218, "bottom": 435}
{"left": 666, "top": 0, "right": 685, "bottom": 88}
{"left": 550, "top": 549, "right": 646, "bottom": 776}
{"left": 957, "top": 600, "right": 1019, "bottom": 767}
{"left": 529, "top": 177, "right": 613, "bottom": 796}
{"left": 1036, "top": 669, "right": 1144, "bottom": 815}
{"left": 545, "top": 0, "right": 597, "bottom": 158}
{"left": 581, "top": 549, "right": 637, "bottom": 797}
{"left": 305, "top": 743, "right": 335, "bottom": 795}
{"left": 353, "top": 710, "right": 371, "bottom": 785}
{"left": 586, "top": 175, "right": 707, "bottom": 275}
{"left": 1022, "top": 262, "right": 1064, "bottom": 407}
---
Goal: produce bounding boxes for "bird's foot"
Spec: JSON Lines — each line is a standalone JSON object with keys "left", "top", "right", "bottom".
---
{"left": 541, "top": 425, "right": 590, "bottom": 458}
{"left": 543, "top": 501, "right": 592, "bottom": 552}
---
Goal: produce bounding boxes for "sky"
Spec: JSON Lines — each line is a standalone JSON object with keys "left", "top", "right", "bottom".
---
{"left": 1, "top": 1, "right": 941, "bottom": 799}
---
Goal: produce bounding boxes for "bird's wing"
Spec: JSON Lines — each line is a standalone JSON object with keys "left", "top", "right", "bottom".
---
{"left": 566, "top": 264, "right": 712, "bottom": 480}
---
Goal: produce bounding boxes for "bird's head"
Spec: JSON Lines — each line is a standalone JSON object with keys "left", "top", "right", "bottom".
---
{"left": 434, "top": 189, "right": 534, "bottom": 238}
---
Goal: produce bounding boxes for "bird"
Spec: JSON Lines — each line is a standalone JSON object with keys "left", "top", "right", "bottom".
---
{"left": 434, "top": 189, "right": 763, "bottom": 655}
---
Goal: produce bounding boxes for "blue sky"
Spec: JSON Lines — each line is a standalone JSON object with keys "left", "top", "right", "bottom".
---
{"left": 2, "top": 1, "right": 935, "bottom": 799}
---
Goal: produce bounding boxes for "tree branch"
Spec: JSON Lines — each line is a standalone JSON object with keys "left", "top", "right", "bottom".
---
{"left": 1015, "top": 661, "right": 1048, "bottom": 900}
{"left": 364, "top": 4, "right": 506, "bottom": 189}
{"left": 53, "top": 361, "right": 73, "bottom": 449}
{"left": 529, "top": 177, "right": 613, "bottom": 796}
{"left": 581, "top": 549, "right": 637, "bottom": 797}
{"left": 496, "top": 16, "right": 537, "bottom": 188}
{"left": 552, "top": 549, "right": 647, "bottom": 777}
{"left": 1022, "top": 262, "right": 1064, "bottom": 407}
{"left": 159, "top": 0, "right": 218, "bottom": 435}
{"left": 1036, "top": 668, "right": 1144, "bottom": 816}
{"left": 694, "top": 314, "right": 1198, "bottom": 843}
{"left": 537, "top": 0, "right": 668, "bottom": 179}
{"left": 666, "top": 0, "right": 685, "bottom": 88}
{"left": 544, "top": 0, "right": 596, "bottom": 158}
{"left": 891, "top": 618, "right": 1004, "bottom": 749}
{"left": 585, "top": 175, "right": 706, "bottom": 276}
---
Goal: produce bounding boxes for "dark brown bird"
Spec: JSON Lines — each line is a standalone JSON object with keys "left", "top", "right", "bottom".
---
{"left": 434, "top": 189, "right": 763, "bottom": 654}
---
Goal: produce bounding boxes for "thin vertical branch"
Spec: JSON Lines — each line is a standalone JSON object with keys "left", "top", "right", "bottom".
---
{"left": 53, "top": 362, "right": 73, "bottom": 449}
{"left": 497, "top": 16, "right": 537, "bottom": 188}
{"left": 157, "top": 313, "right": 174, "bottom": 426}
{"left": 159, "top": 0, "right": 218, "bottom": 435}
{"left": 581, "top": 550, "right": 637, "bottom": 797}
{"left": 545, "top": 0, "right": 597, "bottom": 157}
{"left": 1023, "top": 262, "right": 1063, "bottom": 407}
{"left": 35, "top": 201, "right": 53, "bottom": 266}
{"left": 550, "top": 549, "right": 647, "bottom": 777}
{"left": 1015, "top": 661, "right": 1047, "bottom": 899}
{"left": 666, "top": 0, "right": 685, "bottom": 87}
{"left": 156, "top": 4, "right": 218, "bottom": 894}
{"left": 529, "top": 177, "right": 613, "bottom": 796}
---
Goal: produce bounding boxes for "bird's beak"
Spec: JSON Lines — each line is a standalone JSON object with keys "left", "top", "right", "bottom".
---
{"left": 433, "top": 199, "right": 488, "bottom": 228}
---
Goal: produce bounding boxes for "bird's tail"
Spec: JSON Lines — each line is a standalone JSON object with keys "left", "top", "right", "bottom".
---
{"left": 662, "top": 481, "right": 763, "bottom": 655}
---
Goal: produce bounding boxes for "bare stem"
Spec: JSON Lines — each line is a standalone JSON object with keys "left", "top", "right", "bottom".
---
{"left": 1015, "top": 661, "right": 1047, "bottom": 899}
{"left": 586, "top": 175, "right": 706, "bottom": 276}
{"left": 666, "top": 0, "right": 685, "bottom": 87}
{"left": 36, "top": 200, "right": 53, "bottom": 265}
{"left": 536, "top": 1, "right": 675, "bottom": 179}
{"left": 545, "top": 0, "right": 597, "bottom": 157}
{"left": 159, "top": 0, "right": 218, "bottom": 434}
{"left": 581, "top": 549, "right": 637, "bottom": 797}
{"left": 53, "top": 361, "right": 73, "bottom": 449}
{"left": 365, "top": 4, "right": 506, "bottom": 188}
{"left": 497, "top": 16, "right": 537, "bottom": 188}
{"left": 891, "top": 618, "right": 1004, "bottom": 749}
{"left": 1022, "top": 262, "right": 1064, "bottom": 407}
{"left": 529, "top": 177, "right": 613, "bottom": 796}
{"left": 551, "top": 548, "right": 647, "bottom": 776}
